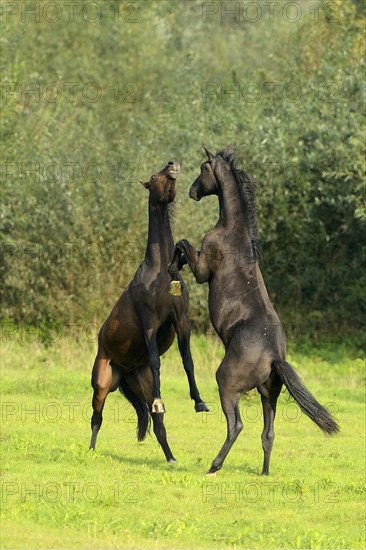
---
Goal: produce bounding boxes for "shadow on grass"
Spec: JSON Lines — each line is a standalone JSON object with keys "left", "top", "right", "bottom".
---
{"left": 103, "top": 450, "right": 259, "bottom": 476}
{"left": 102, "top": 451, "right": 180, "bottom": 469}
{"left": 217, "top": 463, "right": 259, "bottom": 476}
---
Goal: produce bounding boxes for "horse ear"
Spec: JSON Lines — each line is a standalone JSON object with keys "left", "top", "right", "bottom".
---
{"left": 203, "top": 146, "right": 215, "bottom": 161}
{"left": 140, "top": 180, "right": 150, "bottom": 189}
{"left": 224, "top": 145, "right": 234, "bottom": 157}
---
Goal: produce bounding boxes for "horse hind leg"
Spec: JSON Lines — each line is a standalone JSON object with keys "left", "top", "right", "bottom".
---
{"left": 207, "top": 391, "right": 243, "bottom": 474}
{"left": 207, "top": 362, "right": 243, "bottom": 474}
{"left": 258, "top": 374, "right": 282, "bottom": 475}
{"left": 151, "top": 413, "right": 177, "bottom": 463}
{"left": 259, "top": 395, "right": 277, "bottom": 475}
{"left": 90, "top": 356, "right": 120, "bottom": 450}
{"left": 126, "top": 366, "right": 177, "bottom": 463}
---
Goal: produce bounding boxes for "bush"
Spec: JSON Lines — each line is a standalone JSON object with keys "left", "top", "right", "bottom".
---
{"left": 1, "top": 0, "right": 364, "bottom": 339}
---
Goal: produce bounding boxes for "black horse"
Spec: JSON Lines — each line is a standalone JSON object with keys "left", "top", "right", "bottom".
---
{"left": 169, "top": 147, "right": 339, "bottom": 475}
{"left": 90, "top": 160, "right": 208, "bottom": 463}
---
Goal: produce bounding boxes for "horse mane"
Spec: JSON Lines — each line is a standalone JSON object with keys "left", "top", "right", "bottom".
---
{"left": 168, "top": 202, "right": 176, "bottom": 225}
{"left": 217, "top": 149, "right": 259, "bottom": 259}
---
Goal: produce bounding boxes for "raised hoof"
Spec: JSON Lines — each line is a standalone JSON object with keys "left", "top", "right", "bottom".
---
{"left": 151, "top": 399, "right": 166, "bottom": 414}
{"left": 168, "top": 262, "right": 178, "bottom": 277}
{"left": 195, "top": 402, "right": 209, "bottom": 413}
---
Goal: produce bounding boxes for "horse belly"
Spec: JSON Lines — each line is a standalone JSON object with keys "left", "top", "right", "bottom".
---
{"left": 101, "top": 309, "right": 148, "bottom": 368}
{"left": 117, "top": 321, "right": 174, "bottom": 366}
{"left": 101, "top": 309, "right": 175, "bottom": 369}
{"left": 157, "top": 322, "right": 175, "bottom": 355}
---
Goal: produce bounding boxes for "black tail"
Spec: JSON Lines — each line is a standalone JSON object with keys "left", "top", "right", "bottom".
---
{"left": 119, "top": 377, "right": 150, "bottom": 442}
{"left": 272, "top": 358, "right": 339, "bottom": 435}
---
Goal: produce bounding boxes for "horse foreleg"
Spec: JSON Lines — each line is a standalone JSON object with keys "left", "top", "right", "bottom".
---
{"left": 172, "top": 312, "right": 208, "bottom": 412}
{"left": 169, "top": 240, "right": 210, "bottom": 284}
{"left": 168, "top": 247, "right": 185, "bottom": 279}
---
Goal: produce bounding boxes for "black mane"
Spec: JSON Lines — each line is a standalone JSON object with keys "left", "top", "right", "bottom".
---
{"left": 217, "top": 149, "right": 259, "bottom": 259}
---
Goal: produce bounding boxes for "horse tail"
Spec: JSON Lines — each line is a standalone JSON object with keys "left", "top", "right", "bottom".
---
{"left": 272, "top": 358, "right": 339, "bottom": 435}
{"left": 118, "top": 369, "right": 151, "bottom": 442}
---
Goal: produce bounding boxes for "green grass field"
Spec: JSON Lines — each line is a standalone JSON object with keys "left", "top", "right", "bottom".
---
{"left": 1, "top": 333, "right": 365, "bottom": 549}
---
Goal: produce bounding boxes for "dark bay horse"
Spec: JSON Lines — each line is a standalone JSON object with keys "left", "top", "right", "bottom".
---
{"left": 169, "top": 147, "right": 339, "bottom": 475}
{"left": 90, "top": 160, "right": 208, "bottom": 463}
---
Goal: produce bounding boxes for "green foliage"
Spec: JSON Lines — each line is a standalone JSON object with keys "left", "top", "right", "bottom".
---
{"left": 1, "top": 0, "right": 365, "bottom": 335}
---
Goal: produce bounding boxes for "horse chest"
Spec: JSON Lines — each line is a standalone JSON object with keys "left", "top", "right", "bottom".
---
{"left": 208, "top": 274, "right": 256, "bottom": 339}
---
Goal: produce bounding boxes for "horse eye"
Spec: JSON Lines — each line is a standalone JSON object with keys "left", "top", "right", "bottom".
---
{"left": 151, "top": 175, "right": 155, "bottom": 180}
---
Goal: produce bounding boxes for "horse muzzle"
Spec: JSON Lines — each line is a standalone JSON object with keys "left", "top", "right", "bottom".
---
{"left": 189, "top": 187, "right": 201, "bottom": 201}
{"left": 166, "top": 161, "right": 180, "bottom": 180}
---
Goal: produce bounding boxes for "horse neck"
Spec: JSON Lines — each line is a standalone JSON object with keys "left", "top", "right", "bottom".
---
{"left": 144, "top": 200, "right": 174, "bottom": 268}
{"left": 217, "top": 171, "right": 252, "bottom": 243}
